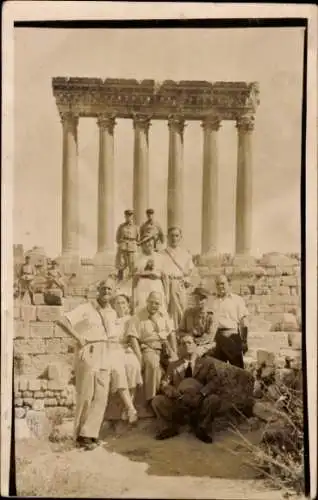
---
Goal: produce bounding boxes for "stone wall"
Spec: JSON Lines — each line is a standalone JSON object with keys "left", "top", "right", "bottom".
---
{"left": 13, "top": 304, "right": 77, "bottom": 421}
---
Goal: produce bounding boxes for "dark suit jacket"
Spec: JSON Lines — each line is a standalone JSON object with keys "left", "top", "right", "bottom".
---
{"left": 161, "top": 355, "right": 254, "bottom": 411}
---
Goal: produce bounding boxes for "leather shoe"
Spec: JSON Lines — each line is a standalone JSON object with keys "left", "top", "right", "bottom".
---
{"left": 76, "top": 436, "right": 97, "bottom": 450}
{"left": 155, "top": 428, "right": 179, "bottom": 440}
{"left": 194, "top": 428, "right": 213, "bottom": 443}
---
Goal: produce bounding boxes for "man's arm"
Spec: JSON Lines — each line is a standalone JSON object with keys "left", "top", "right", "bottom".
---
{"left": 55, "top": 317, "right": 84, "bottom": 347}
{"left": 126, "top": 317, "right": 142, "bottom": 364}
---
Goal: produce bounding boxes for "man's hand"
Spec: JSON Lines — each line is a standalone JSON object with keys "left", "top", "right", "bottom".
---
{"left": 163, "top": 385, "right": 181, "bottom": 399}
{"left": 181, "top": 391, "right": 204, "bottom": 408}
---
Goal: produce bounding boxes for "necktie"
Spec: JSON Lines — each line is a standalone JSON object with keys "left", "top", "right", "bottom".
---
{"left": 184, "top": 361, "right": 193, "bottom": 378}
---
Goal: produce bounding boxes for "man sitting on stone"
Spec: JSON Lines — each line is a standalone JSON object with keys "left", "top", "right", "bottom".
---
{"left": 178, "top": 286, "right": 216, "bottom": 357}
{"left": 152, "top": 334, "right": 255, "bottom": 443}
{"left": 47, "top": 260, "right": 67, "bottom": 297}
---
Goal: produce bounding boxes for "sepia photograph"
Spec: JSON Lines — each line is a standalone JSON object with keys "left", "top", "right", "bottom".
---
{"left": 1, "top": 2, "right": 317, "bottom": 499}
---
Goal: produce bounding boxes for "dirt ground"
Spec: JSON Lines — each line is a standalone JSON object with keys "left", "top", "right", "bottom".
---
{"left": 15, "top": 417, "right": 291, "bottom": 499}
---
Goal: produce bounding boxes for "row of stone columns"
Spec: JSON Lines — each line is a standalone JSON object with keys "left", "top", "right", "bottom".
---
{"left": 60, "top": 111, "right": 254, "bottom": 265}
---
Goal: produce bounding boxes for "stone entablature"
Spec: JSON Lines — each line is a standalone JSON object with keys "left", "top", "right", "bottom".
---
{"left": 52, "top": 78, "right": 260, "bottom": 121}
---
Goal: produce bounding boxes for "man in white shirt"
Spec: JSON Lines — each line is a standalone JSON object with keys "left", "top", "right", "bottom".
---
{"left": 161, "top": 227, "right": 194, "bottom": 331}
{"left": 56, "top": 278, "right": 118, "bottom": 450}
{"left": 210, "top": 274, "right": 249, "bottom": 368}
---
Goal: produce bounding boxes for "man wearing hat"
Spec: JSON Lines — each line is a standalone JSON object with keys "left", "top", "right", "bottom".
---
{"left": 140, "top": 209, "right": 165, "bottom": 252}
{"left": 178, "top": 286, "right": 216, "bottom": 357}
{"left": 115, "top": 210, "right": 140, "bottom": 281}
{"left": 47, "top": 260, "right": 66, "bottom": 297}
{"left": 56, "top": 278, "right": 119, "bottom": 450}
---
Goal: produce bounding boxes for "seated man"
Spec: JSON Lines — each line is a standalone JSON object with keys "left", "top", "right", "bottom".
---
{"left": 178, "top": 286, "right": 216, "bottom": 356}
{"left": 152, "top": 334, "right": 254, "bottom": 443}
{"left": 47, "top": 260, "right": 66, "bottom": 297}
{"left": 128, "top": 291, "right": 177, "bottom": 408}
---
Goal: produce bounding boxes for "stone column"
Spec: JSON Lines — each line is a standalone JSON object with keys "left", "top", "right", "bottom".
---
{"left": 95, "top": 114, "right": 116, "bottom": 263}
{"left": 201, "top": 116, "right": 221, "bottom": 256}
{"left": 167, "top": 115, "right": 186, "bottom": 229}
{"left": 235, "top": 115, "right": 254, "bottom": 255}
{"left": 133, "top": 114, "right": 151, "bottom": 225}
{"left": 59, "top": 111, "right": 80, "bottom": 272}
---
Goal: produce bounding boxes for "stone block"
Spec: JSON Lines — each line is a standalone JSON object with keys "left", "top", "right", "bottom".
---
{"left": 281, "top": 313, "right": 299, "bottom": 332}
{"left": 28, "top": 379, "right": 41, "bottom": 391}
{"left": 34, "top": 391, "right": 45, "bottom": 399}
{"left": 15, "top": 398, "right": 23, "bottom": 407}
{"left": 18, "top": 376, "right": 29, "bottom": 392}
{"left": 45, "top": 391, "right": 54, "bottom": 397}
{"left": 32, "top": 399, "right": 45, "bottom": 411}
{"left": 26, "top": 410, "right": 52, "bottom": 438}
{"left": 29, "top": 321, "right": 54, "bottom": 338}
{"left": 267, "top": 384, "right": 281, "bottom": 400}
{"left": 46, "top": 338, "right": 67, "bottom": 354}
{"left": 33, "top": 293, "right": 45, "bottom": 305}
{"left": 281, "top": 276, "right": 298, "bottom": 287}
{"left": 54, "top": 324, "right": 70, "bottom": 338}
{"left": 36, "top": 305, "right": 64, "bottom": 322}
{"left": 29, "top": 353, "right": 73, "bottom": 377}
{"left": 232, "top": 255, "right": 256, "bottom": 267}
{"left": 44, "top": 398, "right": 58, "bottom": 407}
{"left": 15, "top": 390, "right": 22, "bottom": 398}
{"left": 40, "top": 379, "right": 48, "bottom": 390}
{"left": 257, "top": 349, "right": 275, "bottom": 366}
{"left": 23, "top": 398, "right": 33, "bottom": 407}
{"left": 278, "top": 286, "right": 290, "bottom": 295}
{"left": 253, "top": 401, "right": 277, "bottom": 422}
{"left": 14, "top": 320, "right": 30, "bottom": 339}
{"left": 21, "top": 306, "right": 37, "bottom": 322}
{"left": 14, "top": 305, "right": 21, "bottom": 319}
{"left": 15, "top": 407, "right": 26, "bottom": 419}
{"left": 45, "top": 406, "right": 70, "bottom": 421}
{"left": 15, "top": 338, "right": 46, "bottom": 355}
{"left": 23, "top": 390, "right": 33, "bottom": 398}
{"left": 47, "top": 380, "right": 64, "bottom": 391}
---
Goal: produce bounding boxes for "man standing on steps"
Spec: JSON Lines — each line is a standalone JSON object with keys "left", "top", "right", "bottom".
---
{"left": 209, "top": 274, "right": 249, "bottom": 369}
{"left": 162, "top": 227, "right": 194, "bottom": 331}
{"left": 115, "top": 209, "right": 140, "bottom": 281}
{"left": 140, "top": 209, "right": 165, "bottom": 252}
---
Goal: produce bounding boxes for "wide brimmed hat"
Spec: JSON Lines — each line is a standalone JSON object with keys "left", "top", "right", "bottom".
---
{"left": 191, "top": 286, "right": 210, "bottom": 299}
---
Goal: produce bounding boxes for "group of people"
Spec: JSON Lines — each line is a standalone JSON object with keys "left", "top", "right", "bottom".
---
{"left": 57, "top": 216, "right": 251, "bottom": 450}
{"left": 16, "top": 256, "right": 67, "bottom": 304}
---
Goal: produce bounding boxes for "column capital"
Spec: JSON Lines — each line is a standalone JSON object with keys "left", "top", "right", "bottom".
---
{"left": 201, "top": 115, "right": 221, "bottom": 131}
{"left": 60, "top": 111, "right": 79, "bottom": 128}
{"left": 236, "top": 115, "right": 255, "bottom": 132}
{"left": 132, "top": 113, "right": 152, "bottom": 132}
{"left": 167, "top": 115, "right": 186, "bottom": 136}
{"left": 97, "top": 114, "right": 116, "bottom": 133}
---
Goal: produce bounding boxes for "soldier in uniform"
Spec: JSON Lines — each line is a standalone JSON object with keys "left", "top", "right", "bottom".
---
{"left": 178, "top": 287, "right": 216, "bottom": 357}
{"left": 115, "top": 210, "right": 140, "bottom": 281}
{"left": 47, "top": 260, "right": 66, "bottom": 297}
{"left": 140, "top": 209, "right": 165, "bottom": 252}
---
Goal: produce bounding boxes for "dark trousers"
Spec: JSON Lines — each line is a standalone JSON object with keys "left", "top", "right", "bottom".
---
{"left": 152, "top": 392, "right": 221, "bottom": 435}
{"left": 211, "top": 329, "right": 244, "bottom": 369}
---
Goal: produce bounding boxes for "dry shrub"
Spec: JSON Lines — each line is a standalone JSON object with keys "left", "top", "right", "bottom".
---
{"left": 231, "top": 383, "right": 304, "bottom": 496}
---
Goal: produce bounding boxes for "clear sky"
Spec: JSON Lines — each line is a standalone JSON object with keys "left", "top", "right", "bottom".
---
{"left": 14, "top": 27, "right": 304, "bottom": 258}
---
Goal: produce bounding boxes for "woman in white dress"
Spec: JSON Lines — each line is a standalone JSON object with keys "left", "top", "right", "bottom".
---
{"left": 113, "top": 292, "right": 143, "bottom": 417}
{"left": 132, "top": 233, "right": 168, "bottom": 314}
